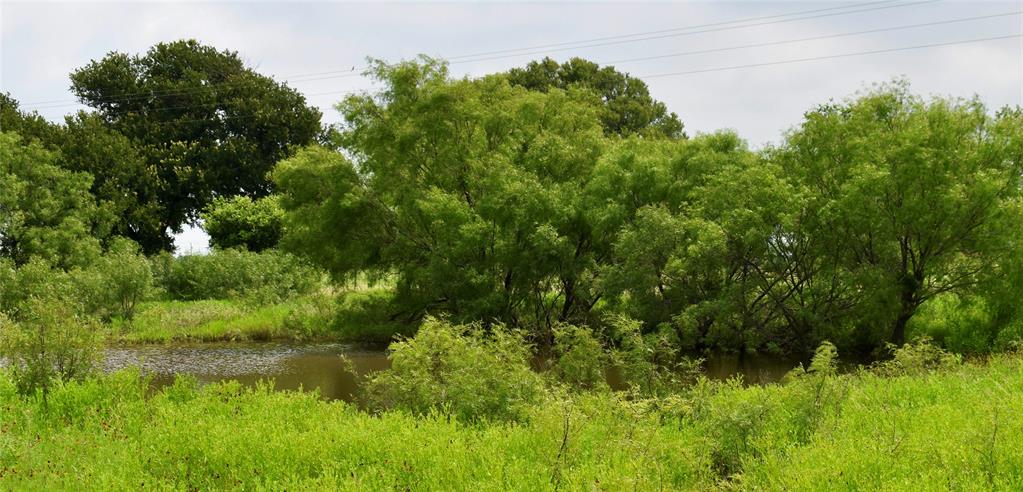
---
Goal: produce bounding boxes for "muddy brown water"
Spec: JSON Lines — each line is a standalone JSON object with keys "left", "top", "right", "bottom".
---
{"left": 104, "top": 342, "right": 802, "bottom": 403}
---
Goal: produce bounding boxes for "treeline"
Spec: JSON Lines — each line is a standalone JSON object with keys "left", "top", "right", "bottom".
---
{"left": 275, "top": 59, "right": 1023, "bottom": 356}
{"left": 3, "top": 40, "right": 1023, "bottom": 361}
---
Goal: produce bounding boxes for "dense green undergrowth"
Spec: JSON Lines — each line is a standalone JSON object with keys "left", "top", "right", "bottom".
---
{"left": 110, "top": 295, "right": 335, "bottom": 344}
{"left": 1, "top": 346, "right": 1021, "bottom": 490}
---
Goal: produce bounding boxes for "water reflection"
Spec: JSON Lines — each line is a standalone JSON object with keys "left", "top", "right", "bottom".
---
{"left": 105, "top": 342, "right": 390, "bottom": 401}
{"left": 105, "top": 342, "right": 803, "bottom": 402}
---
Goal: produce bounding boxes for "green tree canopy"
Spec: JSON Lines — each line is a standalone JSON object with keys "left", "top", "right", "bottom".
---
{"left": 0, "top": 132, "right": 109, "bottom": 269}
{"left": 201, "top": 195, "right": 284, "bottom": 252}
{"left": 506, "top": 57, "right": 684, "bottom": 139}
{"left": 277, "top": 57, "right": 608, "bottom": 330}
{"left": 58, "top": 112, "right": 165, "bottom": 252}
{"left": 775, "top": 82, "right": 1023, "bottom": 347}
{"left": 0, "top": 93, "right": 57, "bottom": 144}
{"left": 70, "top": 39, "right": 323, "bottom": 251}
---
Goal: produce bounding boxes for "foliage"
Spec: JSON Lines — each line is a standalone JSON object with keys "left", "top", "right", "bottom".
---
{"left": 278, "top": 57, "right": 609, "bottom": 335}
{"left": 0, "top": 297, "right": 102, "bottom": 400}
{"left": 3, "top": 350, "right": 1023, "bottom": 489}
{"left": 72, "top": 237, "right": 153, "bottom": 321}
{"left": 331, "top": 286, "right": 414, "bottom": 343}
{"left": 113, "top": 296, "right": 334, "bottom": 344}
{"left": 607, "top": 315, "right": 703, "bottom": 396}
{"left": 363, "top": 317, "right": 546, "bottom": 422}
{"left": 69, "top": 39, "right": 323, "bottom": 251}
{"left": 551, "top": 324, "right": 607, "bottom": 390}
{"left": 160, "top": 248, "right": 321, "bottom": 303}
{"left": 272, "top": 146, "right": 381, "bottom": 281}
{"left": 57, "top": 112, "right": 166, "bottom": 253}
{"left": 202, "top": 195, "right": 284, "bottom": 252}
{"left": 506, "top": 57, "right": 685, "bottom": 139}
{"left": 874, "top": 336, "right": 962, "bottom": 376}
{"left": 0, "top": 93, "right": 58, "bottom": 144}
{"left": 0, "top": 132, "right": 108, "bottom": 269}
{"left": 774, "top": 81, "right": 1023, "bottom": 347}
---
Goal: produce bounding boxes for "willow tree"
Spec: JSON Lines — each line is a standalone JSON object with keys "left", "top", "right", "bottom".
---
{"left": 0, "top": 132, "right": 108, "bottom": 269}
{"left": 276, "top": 57, "right": 607, "bottom": 333}
{"left": 776, "top": 83, "right": 1023, "bottom": 346}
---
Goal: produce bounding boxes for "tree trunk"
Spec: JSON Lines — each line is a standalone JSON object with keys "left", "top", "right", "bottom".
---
{"left": 892, "top": 277, "right": 920, "bottom": 346}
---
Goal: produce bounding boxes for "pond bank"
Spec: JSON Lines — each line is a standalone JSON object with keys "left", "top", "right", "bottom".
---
{"left": 104, "top": 341, "right": 806, "bottom": 402}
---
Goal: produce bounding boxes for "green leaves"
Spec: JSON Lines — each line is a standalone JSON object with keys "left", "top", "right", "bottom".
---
{"left": 0, "top": 132, "right": 105, "bottom": 269}
{"left": 202, "top": 195, "right": 284, "bottom": 252}
{"left": 69, "top": 39, "right": 323, "bottom": 251}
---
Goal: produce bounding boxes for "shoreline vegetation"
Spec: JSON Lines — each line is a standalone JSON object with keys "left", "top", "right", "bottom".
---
{"left": 5, "top": 40, "right": 1023, "bottom": 490}
{"left": 1, "top": 343, "right": 1020, "bottom": 490}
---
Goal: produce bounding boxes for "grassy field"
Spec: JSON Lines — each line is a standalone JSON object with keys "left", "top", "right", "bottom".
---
{"left": 109, "top": 282, "right": 409, "bottom": 345}
{"left": 109, "top": 296, "right": 333, "bottom": 344}
{"left": 1, "top": 352, "right": 1020, "bottom": 490}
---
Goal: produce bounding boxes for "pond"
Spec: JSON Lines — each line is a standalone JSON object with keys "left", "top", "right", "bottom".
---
{"left": 104, "top": 342, "right": 803, "bottom": 403}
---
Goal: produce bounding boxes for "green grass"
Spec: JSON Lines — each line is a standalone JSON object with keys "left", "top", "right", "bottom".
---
{"left": 111, "top": 295, "right": 336, "bottom": 344}
{"left": 109, "top": 284, "right": 412, "bottom": 345}
{"left": 2, "top": 353, "right": 1022, "bottom": 489}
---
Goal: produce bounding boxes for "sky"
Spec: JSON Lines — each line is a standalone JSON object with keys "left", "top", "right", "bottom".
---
{"left": 2, "top": 0, "right": 1021, "bottom": 253}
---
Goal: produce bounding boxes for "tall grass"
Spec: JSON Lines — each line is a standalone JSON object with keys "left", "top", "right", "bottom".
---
{"left": 2, "top": 349, "right": 1021, "bottom": 489}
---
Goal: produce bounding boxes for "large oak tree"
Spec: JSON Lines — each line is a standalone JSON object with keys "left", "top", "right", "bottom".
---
{"left": 70, "top": 40, "right": 323, "bottom": 252}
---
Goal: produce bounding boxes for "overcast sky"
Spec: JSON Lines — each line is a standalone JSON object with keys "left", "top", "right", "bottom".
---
{"left": 3, "top": 0, "right": 1021, "bottom": 253}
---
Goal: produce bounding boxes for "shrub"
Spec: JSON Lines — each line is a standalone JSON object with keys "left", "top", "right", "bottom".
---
{"left": 161, "top": 248, "right": 321, "bottom": 303}
{"left": 71, "top": 237, "right": 153, "bottom": 320}
{"left": 201, "top": 195, "right": 284, "bottom": 252}
{"left": 363, "top": 317, "right": 546, "bottom": 422}
{"left": 0, "top": 297, "right": 102, "bottom": 401}
{"left": 875, "top": 336, "right": 961, "bottom": 376}
{"left": 608, "top": 315, "right": 702, "bottom": 396}
{"left": 331, "top": 287, "right": 412, "bottom": 343}
{"left": 551, "top": 324, "right": 607, "bottom": 390}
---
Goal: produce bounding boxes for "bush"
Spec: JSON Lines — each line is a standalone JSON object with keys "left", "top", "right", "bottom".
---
{"left": 363, "top": 317, "right": 546, "bottom": 422}
{"left": 875, "top": 336, "right": 961, "bottom": 376}
{"left": 608, "top": 315, "right": 703, "bottom": 396}
{"left": 71, "top": 237, "right": 153, "bottom": 320}
{"left": 332, "top": 287, "right": 412, "bottom": 343}
{"left": 0, "top": 297, "right": 102, "bottom": 400}
{"left": 161, "top": 248, "right": 321, "bottom": 303}
{"left": 551, "top": 324, "right": 607, "bottom": 390}
{"left": 201, "top": 195, "right": 284, "bottom": 252}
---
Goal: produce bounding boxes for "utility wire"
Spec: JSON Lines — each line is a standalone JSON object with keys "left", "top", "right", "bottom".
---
{"left": 19, "top": 0, "right": 936, "bottom": 109}
{"left": 603, "top": 10, "right": 1022, "bottom": 66}
{"left": 435, "top": 0, "right": 937, "bottom": 65}
{"left": 26, "top": 10, "right": 1018, "bottom": 117}
{"left": 641, "top": 33, "right": 1022, "bottom": 79}
{"left": 124, "top": 33, "right": 1022, "bottom": 130}
{"left": 291, "top": 0, "right": 939, "bottom": 80}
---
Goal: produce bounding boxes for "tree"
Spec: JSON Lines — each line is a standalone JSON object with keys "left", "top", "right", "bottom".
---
{"left": 775, "top": 82, "right": 1023, "bottom": 346}
{"left": 276, "top": 57, "right": 607, "bottom": 332}
{"left": 0, "top": 93, "right": 57, "bottom": 143}
{"left": 507, "top": 57, "right": 684, "bottom": 139}
{"left": 59, "top": 112, "right": 166, "bottom": 252}
{"left": 202, "top": 195, "right": 284, "bottom": 252}
{"left": 0, "top": 132, "right": 108, "bottom": 269}
{"left": 70, "top": 39, "right": 323, "bottom": 251}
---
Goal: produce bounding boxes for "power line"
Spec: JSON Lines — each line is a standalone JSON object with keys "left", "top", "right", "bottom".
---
{"left": 293, "top": 0, "right": 940, "bottom": 80}
{"left": 640, "top": 33, "right": 1022, "bottom": 79}
{"left": 25, "top": 9, "right": 1018, "bottom": 117}
{"left": 127, "top": 32, "right": 1022, "bottom": 130}
{"left": 603, "top": 10, "right": 1022, "bottom": 66}
{"left": 444, "top": 0, "right": 903, "bottom": 60}
{"left": 19, "top": 0, "right": 937, "bottom": 110}
{"left": 271, "top": 0, "right": 905, "bottom": 81}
